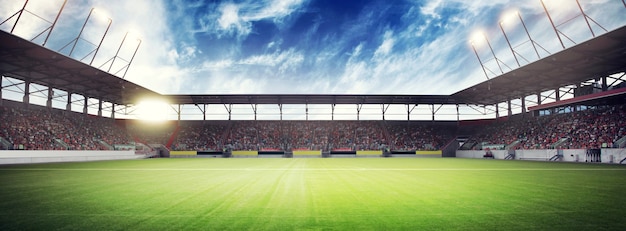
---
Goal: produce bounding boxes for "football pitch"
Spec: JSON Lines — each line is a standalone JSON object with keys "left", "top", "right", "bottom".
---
{"left": 0, "top": 158, "right": 625, "bottom": 230}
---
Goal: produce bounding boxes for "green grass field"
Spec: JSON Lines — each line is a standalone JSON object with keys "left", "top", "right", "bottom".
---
{"left": 1, "top": 158, "right": 625, "bottom": 230}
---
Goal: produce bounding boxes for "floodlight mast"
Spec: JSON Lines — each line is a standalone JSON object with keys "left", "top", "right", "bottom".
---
{"left": 108, "top": 32, "right": 142, "bottom": 79}
{"left": 90, "top": 17, "right": 112, "bottom": 65}
{"left": 69, "top": 8, "right": 95, "bottom": 57}
{"left": 470, "top": 41, "right": 490, "bottom": 82}
{"left": 575, "top": 0, "right": 595, "bottom": 38}
{"left": 540, "top": 0, "right": 566, "bottom": 49}
{"left": 9, "top": 0, "right": 29, "bottom": 33}
{"left": 517, "top": 12, "right": 541, "bottom": 59}
{"left": 42, "top": 0, "right": 68, "bottom": 47}
{"left": 499, "top": 20, "right": 520, "bottom": 68}
{"left": 122, "top": 38, "right": 141, "bottom": 79}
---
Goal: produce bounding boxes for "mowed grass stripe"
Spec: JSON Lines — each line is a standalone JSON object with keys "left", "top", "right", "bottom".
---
{"left": 1, "top": 158, "right": 625, "bottom": 230}
{"left": 2, "top": 168, "right": 626, "bottom": 171}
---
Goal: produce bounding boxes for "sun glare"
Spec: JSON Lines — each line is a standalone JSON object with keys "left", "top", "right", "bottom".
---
{"left": 134, "top": 100, "right": 170, "bottom": 122}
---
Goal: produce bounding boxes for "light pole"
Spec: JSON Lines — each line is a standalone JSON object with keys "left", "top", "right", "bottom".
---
{"left": 540, "top": 0, "right": 566, "bottom": 49}
{"left": 67, "top": 8, "right": 112, "bottom": 64}
{"left": 499, "top": 17, "right": 520, "bottom": 68}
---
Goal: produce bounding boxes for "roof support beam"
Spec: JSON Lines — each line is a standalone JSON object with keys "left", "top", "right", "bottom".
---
{"left": 381, "top": 104, "right": 390, "bottom": 120}
{"left": 406, "top": 104, "right": 417, "bottom": 121}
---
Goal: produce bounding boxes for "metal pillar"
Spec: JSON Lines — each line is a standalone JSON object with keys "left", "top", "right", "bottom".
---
{"left": 495, "top": 104, "right": 500, "bottom": 118}
{"left": 111, "top": 104, "right": 115, "bottom": 119}
{"left": 10, "top": 0, "right": 29, "bottom": 33}
{"left": 97, "top": 99, "right": 102, "bottom": 117}
{"left": 519, "top": 13, "right": 541, "bottom": 59}
{"left": 555, "top": 88, "right": 560, "bottom": 102}
{"left": 251, "top": 104, "right": 257, "bottom": 120}
{"left": 83, "top": 97, "right": 88, "bottom": 114}
{"left": 69, "top": 8, "right": 95, "bottom": 57}
{"left": 575, "top": 0, "right": 595, "bottom": 38}
{"left": 66, "top": 93, "right": 72, "bottom": 111}
{"left": 540, "top": 0, "right": 566, "bottom": 49}
{"left": 278, "top": 104, "right": 283, "bottom": 120}
{"left": 356, "top": 104, "right": 363, "bottom": 121}
{"left": 122, "top": 39, "right": 141, "bottom": 79}
{"left": 471, "top": 42, "right": 490, "bottom": 81}
{"left": 499, "top": 21, "right": 520, "bottom": 67}
{"left": 537, "top": 93, "right": 542, "bottom": 105}
{"left": 22, "top": 81, "right": 30, "bottom": 106}
{"left": 331, "top": 104, "right": 335, "bottom": 120}
{"left": 381, "top": 104, "right": 389, "bottom": 120}
{"left": 42, "top": 0, "right": 67, "bottom": 47}
{"left": 46, "top": 87, "right": 53, "bottom": 108}
{"left": 484, "top": 35, "right": 504, "bottom": 74}
{"left": 507, "top": 100, "right": 512, "bottom": 117}
{"left": 407, "top": 104, "right": 417, "bottom": 121}
{"left": 90, "top": 18, "right": 112, "bottom": 65}
{"left": 521, "top": 97, "right": 526, "bottom": 114}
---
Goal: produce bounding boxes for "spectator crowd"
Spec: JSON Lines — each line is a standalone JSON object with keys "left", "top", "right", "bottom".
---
{"left": 2, "top": 101, "right": 624, "bottom": 152}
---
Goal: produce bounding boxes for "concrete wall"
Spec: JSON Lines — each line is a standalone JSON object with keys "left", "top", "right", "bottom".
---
{"left": 456, "top": 149, "right": 626, "bottom": 164}
{"left": 0, "top": 150, "right": 142, "bottom": 164}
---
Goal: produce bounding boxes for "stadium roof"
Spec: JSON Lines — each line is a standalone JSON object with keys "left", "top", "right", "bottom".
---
{"left": 164, "top": 94, "right": 457, "bottom": 105}
{"left": 0, "top": 30, "right": 161, "bottom": 105}
{"left": 2, "top": 26, "right": 625, "bottom": 107}
{"left": 452, "top": 25, "right": 626, "bottom": 105}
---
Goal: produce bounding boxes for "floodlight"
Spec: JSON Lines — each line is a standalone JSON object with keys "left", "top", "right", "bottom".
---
{"left": 134, "top": 99, "right": 171, "bottom": 122}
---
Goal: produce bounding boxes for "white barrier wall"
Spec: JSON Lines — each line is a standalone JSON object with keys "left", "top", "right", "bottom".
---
{"left": 456, "top": 150, "right": 507, "bottom": 159}
{"left": 456, "top": 149, "right": 626, "bottom": 164}
{"left": 0, "top": 150, "right": 142, "bottom": 164}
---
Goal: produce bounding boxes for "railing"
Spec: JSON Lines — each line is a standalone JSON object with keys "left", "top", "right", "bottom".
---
{"left": 0, "top": 137, "right": 11, "bottom": 150}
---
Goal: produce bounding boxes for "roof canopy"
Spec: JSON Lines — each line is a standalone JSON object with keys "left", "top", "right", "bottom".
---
{"left": 452, "top": 25, "right": 626, "bottom": 105}
{"left": 2, "top": 26, "right": 625, "bottom": 107}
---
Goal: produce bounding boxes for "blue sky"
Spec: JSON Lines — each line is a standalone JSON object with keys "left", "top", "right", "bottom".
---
{"left": 2, "top": 0, "right": 626, "bottom": 97}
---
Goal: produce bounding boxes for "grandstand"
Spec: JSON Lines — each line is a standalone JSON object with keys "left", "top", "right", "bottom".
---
{"left": 1, "top": 23, "right": 626, "bottom": 162}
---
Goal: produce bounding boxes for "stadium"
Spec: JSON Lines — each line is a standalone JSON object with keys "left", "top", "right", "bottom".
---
{"left": 1, "top": 0, "right": 626, "bottom": 230}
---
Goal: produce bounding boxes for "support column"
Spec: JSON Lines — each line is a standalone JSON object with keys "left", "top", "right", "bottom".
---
{"left": 555, "top": 88, "right": 560, "bottom": 102}
{"left": 83, "top": 97, "right": 88, "bottom": 115}
{"left": 456, "top": 104, "right": 460, "bottom": 122}
{"left": 331, "top": 104, "right": 335, "bottom": 120}
{"left": 507, "top": 99, "right": 512, "bottom": 117}
{"left": 66, "top": 93, "right": 72, "bottom": 111}
{"left": 537, "top": 92, "right": 542, "bottom": 105}
{"left": 250, "top": 103, "right": 257, "bottom": 120}
{"left": 431, "top": 104, "right": 435, "bottom": 121}
{"left": 46, "top": 87, "right": 53, "bottom": 109}
{"left": 23, "top": 81, "right": 30, "bottom": 106}
{"left": 177, "top": 104, "right": 182, "bottom": 121}
{"left": 601, "top": 76, "right": 607, "bottom": 91}
{"left": 278, "top": 104, "right": 283, "bottom": 120}
{"left": 223, "top": 104, "right": 232, "bottom": 120}
{"left": 111, "top": 104, "right": 115, "bottom": 119}
{"left": 521, "top": 96, "right": 526, "bottom": 114}
{"left": 381, "top": 104, "right": 389, "bottom": 121}
{"left": 305, "top": 104, "right": 309, "bottom": 121}
{"left": 495, "top": 103, "right": 500, "bottom": 118}
{"left": 97, "top": 99, "right": 103, "bottom": 117}
{"left": 356, "top": 104, "right": 363, "bottom": 121}
{"left": 0, "top": 77, "right": 3, "bottom": 106}
{"left": 203, "top": 104, "right": 207, "bottom": 121}
{"left": 407, "top": 104, "right": 417, "bottom": 121}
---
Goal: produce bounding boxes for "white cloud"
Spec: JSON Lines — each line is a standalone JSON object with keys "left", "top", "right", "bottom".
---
{"left": 373, "top": 30, "right": 395, "bottom": 59}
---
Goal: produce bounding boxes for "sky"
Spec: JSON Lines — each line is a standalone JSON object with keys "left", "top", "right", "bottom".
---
{"left": 1, "top": 0, "right": 625, "bottom": 120}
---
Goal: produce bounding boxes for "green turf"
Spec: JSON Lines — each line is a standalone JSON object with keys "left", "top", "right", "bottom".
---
{"left": 0, "top": 158, "right": 625, "bottom": 230}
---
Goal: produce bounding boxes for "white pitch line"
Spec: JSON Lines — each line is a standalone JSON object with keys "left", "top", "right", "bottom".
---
{"left": 0, "top": 168, "right": 625, "bottom": 171}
